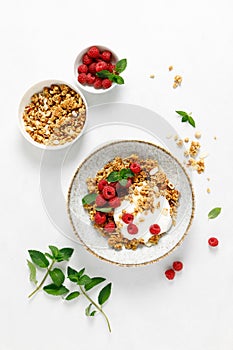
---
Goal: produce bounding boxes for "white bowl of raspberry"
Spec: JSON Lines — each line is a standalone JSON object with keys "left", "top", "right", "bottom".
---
{"left": 74, "top": 45, "right": 119, "bottom": 94}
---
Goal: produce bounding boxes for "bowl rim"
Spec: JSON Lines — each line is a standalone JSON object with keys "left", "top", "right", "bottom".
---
{"left": 67, "top": 139, "right": 195, "bottom": 267}
{"left": 18, "top": 79, "right": 88, "bottom": 150}
{"left": 73, "top": 44, "right": 119, "bottom": 94}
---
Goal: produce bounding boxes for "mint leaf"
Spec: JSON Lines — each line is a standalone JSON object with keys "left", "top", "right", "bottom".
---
{"left": 27, "top": 260, "right": 37, "bottom": 285}
{"left": 96, "top": 70, "right": 114, "bottom": 79}
{"left": 67, "top": 266, "right": 80, "bottom": 283}
{"left": 119, "top": 179, "right": 128, "bottom": 186}
{"left": 58, "top": 248, "right": 74, "bottom": 262}
{"left": 115, "top": 59, "right": 127, "bottom": 73}
{"left": 175, "top": 111, "right": 189, "bottom": 118}
{"left": 120, "top": 168, "right": 134, "bottom": 179}
{"left": 43, "top": 284, "right": 69, "bottom": 296}
{"left": 176, "top": 110, "right": 196, "bottom": 128}
{"left": 78, "top": 268, "right": 85, "bottom": 277}
{"left": 28, "top": 250, "right": 49, "bottom": 268}
{"left": 96, "top": 207, "right": 113, "bottom": 213}
{"left": 85, "top": 277, "right": 106, "bottom": 291}
{"left": 48, "top": 245, "right": 59, "bottom": 259}
{"left": 181, "top": 116, "right": 189, "bottom": 122}
{"left": 82, "top": 193, "right": 97, "bottom": 205}
{"left": 98, "top": 283, "right": 112, "bottom": 306}
{"left": 78, "top": 275, "right": 92, "bottom": 286}
{"left": 188, "top": 116, "right": 196, "bottom": 127}
{"left": 49, "top": 268, "right": 65, "bottom": 287}
{"left": 112, "top": 75, "right": 124, "bottom": 84}
{"left": 208, "top": 207, "right": 221, "bottom": 219}
{"left": 65, "top": 291, "right": 80, "bottom": 300}
{"left": 107, "top": 171, "right": 121, "bottom": 182}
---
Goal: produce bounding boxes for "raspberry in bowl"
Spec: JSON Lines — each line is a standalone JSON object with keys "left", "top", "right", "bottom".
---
{"left": 74, "top": 45, "right": 126, "bottom": 94}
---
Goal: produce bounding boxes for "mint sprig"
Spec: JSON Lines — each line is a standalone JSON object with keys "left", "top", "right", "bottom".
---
{"left": 107, "top": 167, "right": 134, "bottom": 183}
{"left": 96, "top": 58, "right": 127, "bottom": 85}
{"left": 175, "top": 110, "right": 196, "bottom": 127}
{"left": 27, "top": 246, "right": 112, "bottom": 332}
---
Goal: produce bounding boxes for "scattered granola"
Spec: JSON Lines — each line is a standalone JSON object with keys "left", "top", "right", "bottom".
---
{"left": 173, "top": 75, "right": 182, "bottom": 88}
{"left": 207, "top": 188, "right": 211, "bottom": 193}
{"left": 22, "top": 84, "right": 86, "bottom": 146}
{"left": 150, "top": 74, "right": 155, "bottom": 79}
{"left": 189, "top": 141, "right": 200, "bottom": 157}
{"left": 194, "top": 131, "right": 202, "bottom": 139}
{"left": 168, "top": 65, "right": 173, "bottom": 71}
{"left": 184, "top": 137, "right": 189, "bottom": 143}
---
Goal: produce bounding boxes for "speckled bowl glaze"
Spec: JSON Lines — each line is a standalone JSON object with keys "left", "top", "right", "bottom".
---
{"left": 67, "top": 140, "right": 195, "bottom": 267}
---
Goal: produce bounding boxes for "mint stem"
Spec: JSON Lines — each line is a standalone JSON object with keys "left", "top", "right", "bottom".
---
{"left": 28, "top": 260, "right": 55, "bottom": 298}
{"left": 79, "top": 285, "right": 111, "bottom": 333}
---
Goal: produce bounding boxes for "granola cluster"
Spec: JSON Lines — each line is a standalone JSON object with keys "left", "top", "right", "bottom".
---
{"left": 22, "top": 84, "right": 86, "bottom": 146}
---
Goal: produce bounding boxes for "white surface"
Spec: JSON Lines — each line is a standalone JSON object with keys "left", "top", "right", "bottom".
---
{"left": 1, "top": 0, "right": 233, "bottom": 349}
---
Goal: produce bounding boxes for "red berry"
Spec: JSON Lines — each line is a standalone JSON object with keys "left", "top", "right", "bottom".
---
{"left": 130, "top": 162, "right": 141, "bottom": 174}
{"left": 95, "top": 194, "right": 107, "bottom": 207}
{"left": 101, "top": 50, "right": 112, "bottom": 62}
{"left": 127, "top": 223, "right": 138, "bottom": 235}
{"left": 102, "top": 78, "right": 112, "bottom": 89}
{"left": 172, "top": 261, "right": 183, "bottom": 271}
{"left": 82, "top": 53, "right": 93, "bottom": 65}
{"left": 78, "top": 64, "right": 88, "bottom": 74}
{"left": 208, "top": 237, "right": 219, "bottom": 247}
{"left": 78, "top": 73, "right": 87, "bottom": 85}
{"left": 165, "top": 269, "right": 175, "bottom": 280}
{"left": 87, "top": 46, "right": 100, "bottom": 58}
{"left": 96, "top": 61, "right": 109, "bottom": 72}
{"left": 94, "top": 77, "right": 102, "bottom": 89}
{"left": 94, "top": 212, "right": 106, "bottom": 225}
{"left": 102, "top": 185, "right": 116, "bottom": 199}
{"left": 122, "top": 213, "right": 134, "bottom": 224}
{"left": 98, "top": 179, "right": 108, "bottom": 191}
{"left": 108, "top": 64, "right": 115, "bottom": 73}
{"left": 149, "top": 224, "right": 161, "bottom": 235}
{"left": 109, "top": 197, "right": 121, "bottom": 208}
{"left": 86, "top": 73, "right": 96, "bottom": 85}
{"left": 88, "top": 62, "right": 97, "bottom": 74}
{"left": 104, "top": 222, "right": 116, "bottom": 233}
{"left": 109, "top": 182, "right": 118, "bottom": 189}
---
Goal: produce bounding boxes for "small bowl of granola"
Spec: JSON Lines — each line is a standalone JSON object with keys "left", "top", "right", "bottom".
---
{"left": 18, "top": 80, "right": 88, "bottom": 150}
{"left": 68, "top": 140, "right": 195, "bottom": 266}
{"left": 74, "top": 45, "right": 126, "bottom": 94}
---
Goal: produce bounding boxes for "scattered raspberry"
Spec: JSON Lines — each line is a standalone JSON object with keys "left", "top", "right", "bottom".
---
{"left": 94, "top": 212, "right": 106, "bottom": 225}
{"left": 104, "top": 222, "right": 116, "bottom": 233}
{"left": 109, "top": 197, "right": 121, "bottom": 208}
{"left": 78, "top": 73, "right": 87, "bottom": 85}
{"left": 78, "top": 64, "right": 88, "bottom": 74}
{"left": 127, "top": 223, "right": 138, "bottom": 235}
{"left": 87, "top": 46, "right": 100, "bottom": 58}
{"left": 82, "top": 54, "right": 93, "bottom": 65}
{"left": 208, "top": 237, "right": 219, "bottom": 247}
{"left": 94, "top": 77, "right": 102, "bottom": 89}
{"left": 108, "top": 64, "right": 115, "bottom": 73}
{"left": 96, "top": 61, "right": 109, "bottom": 72}
{"left": 101, "top": 50, "right": 112, "bottom": 62}
{"left": 102, "top": 78, "right": 112, "bottom": 89}
{"left": 102, "top": 185, "right": 116, "bottom": 199}
{"left": 172, "top": 261, "right": 183, "bottom": 271}
{"left": 95, "top": 194, "right": 107, "bottom": 207}
{"left": 165, "top": 269, "right": 175, "bottom": 280}
{"left": 88, "top": 62, "right": 97, "bottom": 74}
{"left": 130, "top": 162, "right": 141, "bottom": 174}
{"left": 98, "top": 179, "right": 108, "bottom": 191}
{"left": 86, "top": 73, "right": 96, "bottom": 85}
{"left": 122, "top": 213, "right": 134, "bottom": 224}
{"left": 149, "top": 224, "right": 161, "bottom": 235}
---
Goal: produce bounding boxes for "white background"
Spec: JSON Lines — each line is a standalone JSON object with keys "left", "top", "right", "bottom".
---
{"left": 1, "top": 1, "right": 233, "bottom": 349}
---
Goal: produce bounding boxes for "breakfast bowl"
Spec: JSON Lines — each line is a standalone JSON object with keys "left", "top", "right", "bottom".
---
{"left": 18, "top": 79, "right": 88, "bottom": 150}
{"left": 67, "top": 140, "right": 195, "bottom": 267}
{"left": 74, "top": 45, "right": 120, "bottom": 94}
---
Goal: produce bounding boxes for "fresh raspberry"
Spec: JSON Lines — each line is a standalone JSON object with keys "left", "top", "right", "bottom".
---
{"left": 149, "top": 224, "right": 161, "bottom": 235}
{"left": 101, "top": 50, "right": 112, "bottom": 62}
{"left": 94, "top": 212, "right": 106, "bottom": 225}
{"left": 86, "top": 73, "right": 96, "bottom": 85}
{"left": 94, "top": 77, "right": 102, "bottom": 89}
{"left": 95, "top": 194, "right": 107, "bottom": 207}
{"left": 116, "top": 179, "right": 132, "bottom": 194}
{"left": 78, "top": 64, "right": 88, "bottom": 74}
{"left": 122, "top": 213, "right": 134, "bottom": 224}
{"left": 87, "top": 46, "right": 100, "bottom": 58}
{"left": 127, "top": 223, "right": 138, "bottom": 235}
{"left": 208, "top": 237, "right": 219, "bottom": 247}
{"left": 109, "top": 197, "right": 121, "bottom": 208}
{"left": 130, "top": 162, "right": 141, "bottom": 174}
{"left": 98, "top": 179, "right": 108, "bottom": 191}
{"left": 104, "top": 222, "right": 116, "bottom": 233}
{"left": 88, "top": 62, "right": 97, "bottom": 74}
{"left": 96, "top": 61, "right": 109, "bottom": 72}
{"left": 78, "top": 73, "right": 87, "bottom": 85}
{"left": 102, "top": 78, "right": 112, "bottom": 89}
{"left": 102, "top": 185, "right": 116, "bottom": 199}
{"left": 172, "top": 261, "right": 183, "bottom": 271}
{"left": 109, "top": 182, "right": 117, "bottom": 189}
{"left": 82, "top": 53, "right": 93, "bottom": 65}
{"left": 108, "top": 64, "right": 116, "bottom": 73}
{"left": 165, "top": 269, "right": 175, "bottom": 280}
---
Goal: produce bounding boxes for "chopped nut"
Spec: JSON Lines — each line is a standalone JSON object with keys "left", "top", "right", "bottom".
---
{"left": 189, "top": 141, "right": 200, "bottom": 157}
{"left": 195, "top": 131, "right": 202, "bottom": 139}
{"left": 168, "top": 65, "right": 173, "bottom": 71}
{"left": 150, "top": 74, "right": 155, "bottom": 79}
{"left": 184, "top": 137, "right": 189, "bottom": 143}
{"left": 207, "top": 188, "right": 211, "bottom": 193}
{"left": 173, "top": 75, "right": 182, "bottom": 88}
{"left": 176, "top": 139, "right": 183, "bottom": 147}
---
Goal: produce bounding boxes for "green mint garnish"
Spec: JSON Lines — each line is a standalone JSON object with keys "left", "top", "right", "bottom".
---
{"left": 175, "top": 111, "right": 196, "bottom": 127}
{"left": 208, "top": 207, "right": 222, "bottom": 219}
{"left": 82, "top": 193, "right": 97, "bottom": 205}
{"left": 107, "top": 167, "right": 134, "bottom": 183}
{"left": 96, "top": 58, "right": 127, "bottom": 85}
